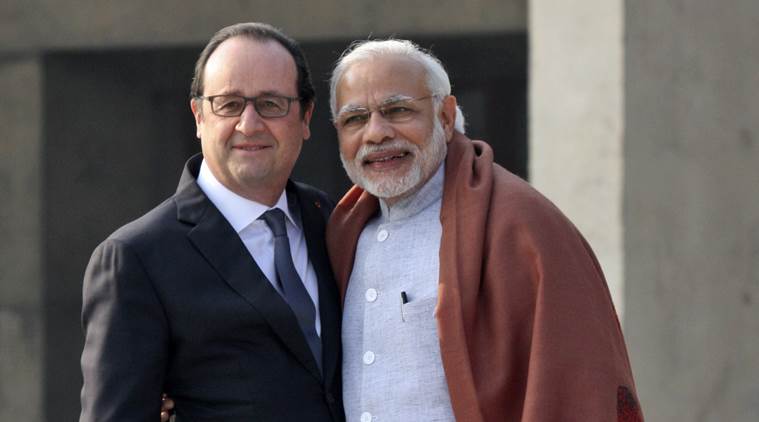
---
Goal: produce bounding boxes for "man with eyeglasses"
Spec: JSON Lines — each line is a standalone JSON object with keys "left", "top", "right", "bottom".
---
{"left": 325, "top": 39, "right": 644, "bottom": 421}
{"left": 80, "top": 23, "right": 344, "bottom": 422}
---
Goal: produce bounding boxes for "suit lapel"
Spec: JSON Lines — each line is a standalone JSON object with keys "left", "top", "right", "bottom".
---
{"left": 290, "top": 183, "right": 341, "bottom": 390}
{"left": 174, "top": 156, "right": 322, "bottom": 381}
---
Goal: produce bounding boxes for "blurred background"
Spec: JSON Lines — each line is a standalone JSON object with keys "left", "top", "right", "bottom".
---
{"left": 1, "top": 1, "right": 757, "bottom": 421}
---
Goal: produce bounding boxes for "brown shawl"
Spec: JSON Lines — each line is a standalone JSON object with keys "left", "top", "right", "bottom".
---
{"left": 327, "top": 132, "right": 643, "bottom": 421}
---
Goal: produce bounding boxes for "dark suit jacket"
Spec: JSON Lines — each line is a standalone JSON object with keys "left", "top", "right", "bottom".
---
{"left": 80, "top": 154, "right": 344, "bottom": 422}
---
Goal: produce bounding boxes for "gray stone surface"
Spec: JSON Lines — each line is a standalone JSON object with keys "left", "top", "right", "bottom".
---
{"left": 529, "top": 0, "right": 759, "bottom": 419}
{"left": 0, "top": 57, "right": 43, "bottom": 422}
{"left": 0, "top": 0, "right": 526, "bottom": 52}
{"left": 625, "top": 0, "right": 759, "bottom": 420}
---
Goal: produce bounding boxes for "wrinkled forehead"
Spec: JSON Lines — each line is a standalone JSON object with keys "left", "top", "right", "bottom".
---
{"left": 335, "top": 55, "right": 428, "bottom": 108}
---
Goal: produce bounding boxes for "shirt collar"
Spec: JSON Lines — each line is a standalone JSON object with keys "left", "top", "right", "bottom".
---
{"left": 197, "top": 159, "right": 297, "bottom": 233}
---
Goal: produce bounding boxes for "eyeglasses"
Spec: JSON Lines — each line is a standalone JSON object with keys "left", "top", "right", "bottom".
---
{"left": 196, "top": 94, "right": 301, "bottom": 118}
{"left": 334, "top": 95, "right": 438, "bottom": 131}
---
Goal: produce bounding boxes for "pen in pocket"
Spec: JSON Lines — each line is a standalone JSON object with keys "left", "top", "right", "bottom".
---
{"left": 400, "top": 291, "right": 408, "bottom": 321}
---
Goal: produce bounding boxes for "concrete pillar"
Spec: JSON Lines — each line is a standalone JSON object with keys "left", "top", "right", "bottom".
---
{"left": 530, "top": 0, "right": 759, "bottom": 419}
{"left": 0, "top": 56, "right": 44, "bottom": 422}
{"left": 624, "top": 1, "right": 759, "bottom": 420}
{"left": 529, "top": 0, "right": 626, "bottom": 316}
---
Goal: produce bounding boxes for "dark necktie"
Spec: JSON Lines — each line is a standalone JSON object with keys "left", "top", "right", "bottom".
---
{"left": 260, "top": 208, "right": 322, "bottom": 373}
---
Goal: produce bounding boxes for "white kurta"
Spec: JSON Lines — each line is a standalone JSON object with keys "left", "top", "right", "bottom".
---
{"left": 341, "top": 165, "right": 455, "bottom": 422}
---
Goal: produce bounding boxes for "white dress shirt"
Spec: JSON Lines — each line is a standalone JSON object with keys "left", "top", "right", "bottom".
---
{"left": 196, "top": 160, "right": 321, "bottom": 336}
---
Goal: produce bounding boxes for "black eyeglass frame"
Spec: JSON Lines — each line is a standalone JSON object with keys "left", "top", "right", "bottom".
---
{"left": 195, "top": 94, "right": 302, "bottom": 118}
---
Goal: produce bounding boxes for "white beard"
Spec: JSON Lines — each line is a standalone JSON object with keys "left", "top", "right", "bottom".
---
{"left": 340, "top": 118, "right": 447, "bottom": 201}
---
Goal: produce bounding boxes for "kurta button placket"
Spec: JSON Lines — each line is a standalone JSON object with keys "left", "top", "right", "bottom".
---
{"left": 339, "top": 165, "right": 453, "bottom": 422}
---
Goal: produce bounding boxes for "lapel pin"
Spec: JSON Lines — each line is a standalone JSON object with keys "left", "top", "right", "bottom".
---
{"left": 314, "top": 201, "right": 321, "bottom": 208}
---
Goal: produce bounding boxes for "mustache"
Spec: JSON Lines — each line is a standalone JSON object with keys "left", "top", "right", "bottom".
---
{"left": 354, "top": 139, "right": 418, "bottom": 162}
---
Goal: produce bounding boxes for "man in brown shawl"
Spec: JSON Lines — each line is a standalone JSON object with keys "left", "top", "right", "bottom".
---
{"left": 326, "top": 39, "right": 644, "bottom": 422}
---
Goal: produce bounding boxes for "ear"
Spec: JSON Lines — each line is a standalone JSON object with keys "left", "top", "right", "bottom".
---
{"left": 190, "top": 98, "right": 203, "bottom": 139}
{"left": 301, "top": 101, "right": 315, "bottom": 141}
{"left": 439, "top": 95, "right": 458, "bottom": 143}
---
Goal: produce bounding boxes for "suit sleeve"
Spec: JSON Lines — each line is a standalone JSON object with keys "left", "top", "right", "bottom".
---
{"left": 80, "top": 238, "right": 169, "bottom": 422}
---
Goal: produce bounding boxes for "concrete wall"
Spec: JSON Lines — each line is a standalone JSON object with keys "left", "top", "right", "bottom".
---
{"left": 1, "top": 0, "right": 526, "bottom": 52}
{"left": 624, "top": 0, "right": 759, "bottom": 420}
{"left": 0, "top": 57, "right": 44, "bottom": 422}
{"left": 530, "top": 0, "right": 759, "bottom": 419}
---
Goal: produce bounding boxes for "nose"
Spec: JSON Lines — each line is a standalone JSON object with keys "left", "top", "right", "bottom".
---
{"left": 361, "top": 111, "right": 394, "bottom": 144}
{"left": 235, "top": 102, "right": 266, "bottom": 136}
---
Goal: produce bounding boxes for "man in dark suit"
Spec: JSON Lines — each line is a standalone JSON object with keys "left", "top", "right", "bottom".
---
{"left": 80, "top": 22, "right": 343, "bottom": 422}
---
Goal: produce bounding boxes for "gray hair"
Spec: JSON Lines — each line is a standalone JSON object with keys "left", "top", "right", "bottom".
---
{"left": 454, "top": 105, "right": 466, "bottom": 134}
{"left": 329, "top": 39, "right": 452, "bottom": 120}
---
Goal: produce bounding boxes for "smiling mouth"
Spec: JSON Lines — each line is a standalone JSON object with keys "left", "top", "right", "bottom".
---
{"left": 363, "top": 151, "right": 409, "bottom": 165}
{"left": 234, "top": 145, "right": 270, "bottom": 152}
